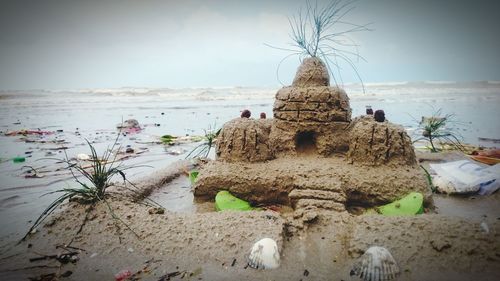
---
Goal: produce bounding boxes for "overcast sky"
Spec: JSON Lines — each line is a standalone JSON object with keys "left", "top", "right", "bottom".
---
{"left": 1, "top": 0, "right": 499, "bottom": 90}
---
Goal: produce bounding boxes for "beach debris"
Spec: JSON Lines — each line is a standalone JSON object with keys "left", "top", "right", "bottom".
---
{"left": 377, "top": 192, "right": 424, "bottom": 216}
{"left": 189, "top": 170, "right": 199, "bottom": 185}
{"left": 215, "top": 191, "right": 254, "bottom": 211}
{"left": 5, "top": 129, "right": 54, "bottom": 136}
{"left": 350, "top": 246, "right": 399, "bottom": 281}
{"left": 241, "top": 109, "right": 251, "bottom": 118}
{"left": 165, "top": 148, "right": 185, "bottom": 155}
{"left": 157, "top": 271, "right": 182, "bottom": 281}
{"left": 117, "top": 119, "right": 140, "bottom": 129}
{"left": 29, "top": 252, "right": 79, "bottom": 264}
{"left": 247, "top": 238, "right": 280, "bottom": 269}
{"left": 260, "top": 112, "right": 266, "bottom": 119}
{"left": 432, "top": 175, "right": 458, "bottom": 194}
{"left": 470, "top": 155, "right": 500, "bottom": 165}
{"left": 160, "top": 134, "right": 177, "bottom": 145}
{"left": 470, "top": 148, "right": 500, "bottom": 165}
{"left": 122, "top": 127, "right": 142, "bottom": 135}
{"left": 430, "top": 160, "right": 500, "bottom": 195}
{"left": 117, "top": 119, "right": 142, "bottom": 134}
{"left": 125, "top": 147, "right": 134, "bottom": 153}
{"left": 114, "top": 269, "right": 132, "bottom": 281}
{"left": 374, "top": 109, "right": 385, "bottom": 122}
{"left": 76, "top": 153, "right": 90, "bottom": 161}
{"left": 12, "top": 156, "right": 26, "bottom": 163}
{"left": 22, "top": 166, "right": 44, "bottom": 178}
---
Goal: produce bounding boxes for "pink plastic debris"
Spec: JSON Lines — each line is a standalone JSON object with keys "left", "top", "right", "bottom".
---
{"left": 114, "top": 269, "right": 132, "bottom": 281}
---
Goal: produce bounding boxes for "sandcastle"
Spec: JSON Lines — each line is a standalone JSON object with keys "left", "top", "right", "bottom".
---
{"left": 195, "top": 57, "right": 428, "bottom": 212}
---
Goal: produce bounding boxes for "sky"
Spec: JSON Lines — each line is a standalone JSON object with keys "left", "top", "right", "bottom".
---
{"left": 0, "top": 0, "right": 499, "bottom": 90}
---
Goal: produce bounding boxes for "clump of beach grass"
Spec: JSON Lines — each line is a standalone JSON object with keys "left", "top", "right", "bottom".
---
{"left": 185, "top": 124, "right": 221, "bottom": 159}
{"left": 21, "top": 132, "right": 162, "bottom": 244}
{"left": 267, "top": 0, "right": 371, "bottom": 89}
{"left": 413, "top": 108, "right": 465, "bottom": 153}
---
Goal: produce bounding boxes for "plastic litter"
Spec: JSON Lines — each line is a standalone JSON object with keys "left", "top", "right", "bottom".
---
{"left": 114, "top": 269, "right": 132, "bottom": 281}
{"left": 215, "top": 190, "right": 254, "bottom": 211}
{"left": 189, "top": 171, "right": 199, "bottom": 185}
{"left": 13, "top": 157, "right": 26, "bottom": 163}
{"left": 430, "top": 160, "right": 500, "bottom": 195}
{"left": 160, "top": 134, "right": 177, "bottom": 144}
{"left": 377, "top": 192, "right": 424, "bottom": 216}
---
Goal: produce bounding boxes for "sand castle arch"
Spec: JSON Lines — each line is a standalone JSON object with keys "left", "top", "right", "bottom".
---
{"left": 295, "top": 130, "right": 317, "bottom": 154}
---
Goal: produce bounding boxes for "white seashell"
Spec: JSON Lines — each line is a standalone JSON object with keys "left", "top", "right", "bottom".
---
{"left": 351, "top": 246, "right": 400, "bottom": 281}
{"left": 247, "top": 238, "right": 280, "bottom": 269}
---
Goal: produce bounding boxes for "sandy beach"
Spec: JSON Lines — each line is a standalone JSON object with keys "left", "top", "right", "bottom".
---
{"left": 0, "top": 152, "right": 498, "bottom": 281}
{"left": 0, "top": 83, "right": 500, "bottom": 281}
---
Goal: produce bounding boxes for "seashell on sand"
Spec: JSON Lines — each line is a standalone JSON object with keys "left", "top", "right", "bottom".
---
{"left": 247, "top": 238, "right": 280, "bottom": 269}
{"left": 351, "top": 246, "right": 400, "bottom": 281}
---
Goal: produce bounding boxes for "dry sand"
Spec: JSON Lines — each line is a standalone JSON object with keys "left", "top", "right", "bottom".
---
{"left": 0, "top": 152, "right": 498, "bottom": 281}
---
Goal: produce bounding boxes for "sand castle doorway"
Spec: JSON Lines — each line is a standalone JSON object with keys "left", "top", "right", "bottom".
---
{"left": 295, "top": 131, "right": 317, "bottom": 154}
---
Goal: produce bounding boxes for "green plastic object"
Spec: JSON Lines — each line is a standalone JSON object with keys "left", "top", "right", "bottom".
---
{"left": 215, "top": 191, "right": 253, "bottom": 211}
{"left": 378, "top": 192, "right": 424, "bottom": 216}
{"left": 189, "top": 171, "right": 199, "bottom": 185}
{"left": 12, "top": 157, "right": 26, "bottom": 163}
{"left": 160, "top": 134, "right": 177, "bottom": 144}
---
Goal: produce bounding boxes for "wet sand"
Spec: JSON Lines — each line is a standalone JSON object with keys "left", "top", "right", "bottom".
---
{"left": 0, "top": 152, "right": 498, "bottom": 281}
{"left": 0, "top": 200, "right": 498, "bottom": 280}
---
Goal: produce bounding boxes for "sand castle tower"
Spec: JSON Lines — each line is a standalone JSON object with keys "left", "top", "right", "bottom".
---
{"left": 269, "top": 57, "right": 352, "bottom": 156}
